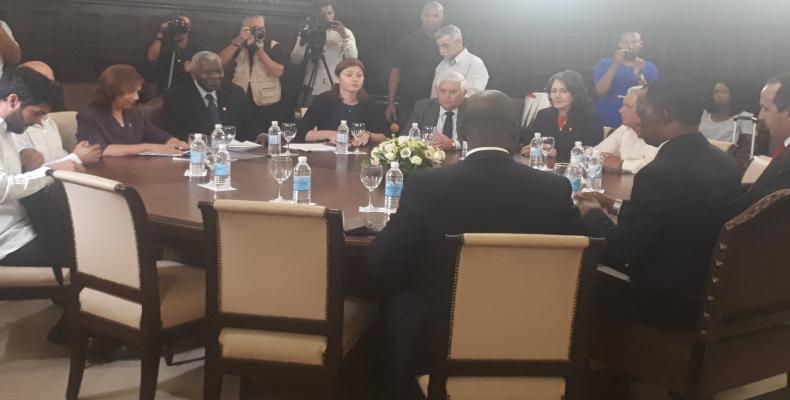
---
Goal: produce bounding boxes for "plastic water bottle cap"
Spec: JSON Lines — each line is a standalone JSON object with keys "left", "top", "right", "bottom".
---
{"left": 391, "top": 162, "right": 399, "bottom": 169}
{"left": 272, "top": 121, "right": 279, "bottom": 126}
{"left": 534, "top": 132, "right": 541, "bottom": 138}
{"left": 341, "top": 120, "right": 347, "bottom": 124}
{"left": 298, "top": 156, "right": 307, "bottom": 163}
{"left": 215, "top": 124, "right": 222, "bottom": 129}
{"left": 193, "top": 134, "right": 202, "bottom": 140}
{"left": 412, "top": 123, "right": 418, "bottom": 127}
{"left": 575, "top": 141, "right": 582, "bottom": 147}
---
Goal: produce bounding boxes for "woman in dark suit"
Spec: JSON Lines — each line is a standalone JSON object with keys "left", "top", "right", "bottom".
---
{"left": 296, "top": 58, "right": 388, "bottom": 144}
{"left": 520, "top": 70, "right": 603, "bottom": 161}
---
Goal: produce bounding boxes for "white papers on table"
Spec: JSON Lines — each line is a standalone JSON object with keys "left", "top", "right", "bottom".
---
{"left": 228, "top": 140, "right": 262, "bottom": 150}
{"left": 288, "top": 143, "right": 336, "bottom": 152}
{"left": 139, "top": 150, "right": 188, "bottom": 157}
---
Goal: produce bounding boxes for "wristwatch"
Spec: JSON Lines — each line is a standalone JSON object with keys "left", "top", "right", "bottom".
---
{"left": 610, "top": 199, "right": 624, "bottom": 216}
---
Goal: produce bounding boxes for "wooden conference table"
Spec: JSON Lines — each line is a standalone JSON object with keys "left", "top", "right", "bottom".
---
{"left": 86, "top": 148, "right": 634, "bottom": 252}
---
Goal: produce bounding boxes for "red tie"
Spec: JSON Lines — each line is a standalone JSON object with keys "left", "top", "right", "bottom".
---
{"left": 772, "top": 143, "right": 787, "bottom": 159}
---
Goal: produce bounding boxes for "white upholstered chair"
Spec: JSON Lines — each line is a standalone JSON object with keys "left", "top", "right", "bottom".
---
{"left": 51, "top": 170, "right": 205, "bottom": 400}
{"left": 741, "top": 155, "right": 772, "bottom": 185}
{"left": 199, "top": 200, "right": 377, "bottom": 400}
{"left": 48, "top": 111, "right": 78, "bottom": 153}
{"left": 708, "top": 138, "right": 735, "bottom": 154}
{"left": 0, "top": 267, "right": 68, "bottom": 300}
{"left": 419, "top": 233, "right": 604, "bottom": 400}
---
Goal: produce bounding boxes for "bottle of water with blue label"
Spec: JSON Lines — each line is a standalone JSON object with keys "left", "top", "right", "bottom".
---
{"left": 268, "top": 121, "right": 282, "bottom": 156}
{"left": 210, "top": 124, "right": 224, "bottom": 153}
{"left": 189, "top": 133, "right": 206, "bottom": 176}
{"left": 293, "top": 156, "right": 312, "bottom": 204}
{"left": 336, "top": 120, "right": 349, "bottom": 154}
{"left": 408, "top": 123, "right": 421, "bottom": 140}
{"left": 528, "top": 132, "right": 544, "bottom": 169}
{"left": 587, "top": 149, "right": 603, "bottom": 192}
{"left": 384, "top": 162, "right": 404, "bottom": 212}
{"left": 214, "top": 143, "right": 231, "bottom": 190}
{"left": 567, "top": 164, "right": 582, "bottom": 194}
{"left": 570, "top": 141, "right": 584, "bottom": 166}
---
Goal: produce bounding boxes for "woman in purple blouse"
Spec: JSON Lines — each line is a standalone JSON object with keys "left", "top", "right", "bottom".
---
{"left": 77, "top": 64, "right": 187, "bottom": 156}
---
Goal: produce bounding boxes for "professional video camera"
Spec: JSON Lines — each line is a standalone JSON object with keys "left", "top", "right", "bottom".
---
{"left": 299, "top": 17, "right": 331, "bottom": 58}
{"left": 166, "top": 17, "right": 192, "bottom": 37}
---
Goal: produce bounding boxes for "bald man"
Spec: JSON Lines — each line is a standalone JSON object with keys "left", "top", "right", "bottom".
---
{"left": 365, "top": 90, "right": 582, "bottom": 399}
{"left": 13, "top": 61, "right": 101, "bottom": 171}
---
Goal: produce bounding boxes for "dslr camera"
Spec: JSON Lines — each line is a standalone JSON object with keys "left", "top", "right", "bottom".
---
{"left": 166, "top": 17, "right": 192, "bottom": 37}
{"left": 623, "top": 49, "right": 637, "bottom": 61}
{"left": 251, "top": 27, "right": 266, "bottom": 41}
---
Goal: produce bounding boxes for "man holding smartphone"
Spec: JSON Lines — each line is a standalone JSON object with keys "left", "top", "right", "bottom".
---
{"left": 593, "top": 31, "right": 658, "bottom": 127}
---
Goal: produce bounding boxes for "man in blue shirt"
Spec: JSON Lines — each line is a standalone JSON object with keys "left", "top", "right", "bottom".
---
{"left": 594, "top": 32, "right": 658, "bottom": 127}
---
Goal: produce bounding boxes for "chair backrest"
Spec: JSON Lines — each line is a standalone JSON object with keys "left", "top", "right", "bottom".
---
{"left": 521, "top": 92, "right": 550, "bottom": 128}
{"left": 200, "top": 200, "right": 345, "bottom": 343}
{"left": 694, "top": 190, "right": 790, "bottom": 394}
{"left": 62, "top": 82, "right": 98, "bottom": 112}
{"left": 428, "top": 233, "right": 604, "bottom": 397}
{"left": 139, "top": 96, "right": 165, "bottom": 131}
{"left": 741, "top": 155, "right": 772, "bottom": 185}
{"left": 603, "top": 126, "right": 614, "bottom": 139}
{"left": 52, "top": 170, "right": 159, "bottom": 327}
{"left": 48, "top": 111, "right": 78, "bottom": 153}
{"left": 708, "top": 138, "right": 735, "bottom": 154}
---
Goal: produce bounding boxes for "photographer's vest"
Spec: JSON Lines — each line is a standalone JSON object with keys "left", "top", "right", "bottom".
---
{"left": 232, "top": 40, "right": 282, "bottom": 107}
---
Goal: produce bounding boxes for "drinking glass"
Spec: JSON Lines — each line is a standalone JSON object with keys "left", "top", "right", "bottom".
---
{"left": 553, "top": 162, "right": 570, "bottom": 178}
{"left": 204, "top": 148, "right": 217, "bottom": 185}
{"left": 421, "top": 125, "right": 436, "bottom": 142}
{"left": 350, "top": 122, "right": 367, "bottom": 154}
{"left": 359, "top": 161, "right": 384, "bottom": 212}
{"left": 269, "top": 156, "right": 293, "bottom": 202}
{"left": 281, "top": 123, "right": 297, "bottom": 156}
{"left": 542, "top": 136, "right": 555, "bottom": 158}
{"left": 222, "top": 126, "right": 237, "bottom": 145}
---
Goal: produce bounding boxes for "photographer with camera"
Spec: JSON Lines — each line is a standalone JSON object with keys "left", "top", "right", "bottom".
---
{"left": 593, "top": 31, "right": 658, "bottom": 127}
{"left": 291, "top": 0, "right": 357, "bottom": 105}
{"left": 147, "top": 14, "right": 203, "bottom": 95}
{"left": 220, "top": 15, "right": 286, "bottom": 129}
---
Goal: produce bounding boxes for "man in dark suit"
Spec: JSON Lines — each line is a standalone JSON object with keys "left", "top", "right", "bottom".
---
{"left": 748, "top": 72, "right": 790, "bottom": 205}
{"left": 576, "top": 76, "right": 745, "bottom": 328}
{"left": 163, "top": 51, "right": 257, "bottom": 142}
{"left": 366, "top": 90, "right": 582, "bottom": 399}
{"left": 401, "top": 70, "right": 466, "bottom": 151}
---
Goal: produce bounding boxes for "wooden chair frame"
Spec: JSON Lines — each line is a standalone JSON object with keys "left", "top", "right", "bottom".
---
{"left": 199, "top": 201, "right": 347, "bottom": 400}
{"left": 424, "top": 234, "right": 605, "bottom": 400}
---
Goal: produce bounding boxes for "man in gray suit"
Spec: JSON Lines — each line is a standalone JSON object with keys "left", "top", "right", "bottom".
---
{"left": 402, "top": 70, "right": 465, "bottom": 151}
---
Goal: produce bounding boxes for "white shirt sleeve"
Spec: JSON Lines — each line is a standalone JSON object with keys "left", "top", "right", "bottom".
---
{"left": 595, "top": 126, "right": 625, "bottom": 156}
{"left": 621, "top": 158, "right": 650, "bottom": 174}
{"left": 464, "top": 57, "right": 489, "bottom": 96}
{"left": 0, "top": 21, "right": 16, "bottom": 43}
{"left": 291, "top": 39, "right": 306, "bottom": 65}
{"left": 341, "top": 29, "right": 358, "bottom": 59}
{"left": 0, "top": 166, "right": 51, "bottom": 203}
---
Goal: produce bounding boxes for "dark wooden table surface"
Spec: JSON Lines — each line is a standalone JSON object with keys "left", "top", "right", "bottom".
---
{"left": 86, "top": 149, "right": 635, "bottom": 247}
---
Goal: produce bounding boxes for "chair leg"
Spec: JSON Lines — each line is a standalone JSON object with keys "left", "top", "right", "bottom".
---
{"left": 139, "top": 343, "right": 161, "bottom": 400}
{"left": 203, "top": 356, "right": 222, "bottom": 400}
{"left": 66, "top": 331, "right": 89, "bottom": 400}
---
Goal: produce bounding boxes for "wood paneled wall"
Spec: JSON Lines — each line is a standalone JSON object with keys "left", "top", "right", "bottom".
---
{"left": 4, "top": 0, "right": 790, "bottom": 103}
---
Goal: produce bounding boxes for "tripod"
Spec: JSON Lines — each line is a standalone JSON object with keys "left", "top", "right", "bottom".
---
{"left": 296, "top": 43, "right": 334, "bottom": 108}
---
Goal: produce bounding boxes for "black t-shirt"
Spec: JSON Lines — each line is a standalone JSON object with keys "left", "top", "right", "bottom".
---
{"left": 393, "top": 29, "right": 441, "bottom": 109}
{"left": 156, "top": 40, "right": 202, "bottom": 94}
{"left": 296, "top": 91, "right": 388, "bottom": 143}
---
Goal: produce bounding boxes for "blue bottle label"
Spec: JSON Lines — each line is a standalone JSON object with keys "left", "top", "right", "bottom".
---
{"left": 570, "top": 177, "right": 582, "bottom": 192}
{"left": 530, "top": 147, "right": 543, "bottom": 157}
{"left": 385, "top": 182, "right": 403, "bottom": 197}
{"left": 190, "top": 151, "right": 204, "bottom": 164}
{"left": 268, "top": 134, "right": 280, "bottom": 145}
{"left": 214, "top": 163, "right": 230, "bottom": 177}
{"left": 337, "top": 133, "right": 348, "bottom": 144}
{"left": 294, "top": 176, "right": 311, "bottom": 192}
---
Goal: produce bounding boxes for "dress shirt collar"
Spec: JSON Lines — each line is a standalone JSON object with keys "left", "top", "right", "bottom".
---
{"left": 0, "top": 117, "right": 7, "bottom": 134}
{"left": 448, "top": 48, "right": 469, "bottom": 66}
{"left": 785, "top": 137, "right": 790, "bottom": 148}
{"left": 194, "top": 80, "right": 216, "bottom": 103}
{"left": 465, "top": 146, "right": 510, "bottom": 158}
{"left": 438, "top": 105, "right": 459, "bottom": 115}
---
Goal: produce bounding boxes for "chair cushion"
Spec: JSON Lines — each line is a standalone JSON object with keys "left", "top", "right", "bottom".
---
{"left": 0, "top": 267, "right": 69, "bottom": 288}
{"left": 79, "top": 261, "right": 205, "bottom": 329}
{"left": 417, "top": 375, "right": 566, "bottom": 399}
{"left": 219, "top": 296, "right": 376, "bottom": 366}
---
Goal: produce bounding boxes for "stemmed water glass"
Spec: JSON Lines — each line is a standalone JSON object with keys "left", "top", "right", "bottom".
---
{"left": 359, "top": 160, "right": 384, "bottom": 212}
{"left": 281, "top": 123, "right": 297, "bottom": 156}
{"left": 421, "top": 125, "right": 436, "bottom": 142}
{"left": 350, "top": 123, "right": 367, "bottom": 154}
{"left": 269, "top": 156, "right": 293, "bottom": 202}
{"left": 222, "top": 126, "right": 237, "bottom": 145}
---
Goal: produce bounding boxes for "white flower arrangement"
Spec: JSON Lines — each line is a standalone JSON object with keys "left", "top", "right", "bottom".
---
{"left": 370, "top": 136, "right": 446, "bottom": 171}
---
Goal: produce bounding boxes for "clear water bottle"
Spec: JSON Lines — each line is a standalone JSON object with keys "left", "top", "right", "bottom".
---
{"left": 528, "top": 132, "right": 544, "bottom": 169}
{"left": 570, "top": 141, "right": 584, "bottom": 166}
{"left": 336, "top": 120, "right": 349, "bottom": 154}
{"left": 189, "top": 133, "right": 206, "bottom": 176}
{"left": 210, "top": 124, "right": 224, "bottom": 152}
{"left": 461, "top": 140, "right": 468, "bottom": 158}
{"left": 586, "top": 149, "right": 603, "bottom": 192}
{"left": 567, "top": 164, "right": 582, "bottom": 194}
{"left": 293, "top": 156, "right": 312, "bottom": 204}
{"left": 384, "top": 162, "right": 404, "bottom": 212}
{"left": 268, "top": 121, "right": 282, "bottom": 155}
{"left": 214, "top": 143, "right": 231, "bottom": 190}
{"left": 408, "top": 123, "right": 421, "bottom": 140}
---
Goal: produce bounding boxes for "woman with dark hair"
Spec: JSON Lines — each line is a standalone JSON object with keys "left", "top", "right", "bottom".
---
{"left": 77, "top": 64, "right": 186, "bottom": 156}
{"left": 699, "top": 79, "right": 755, "bottom": 143}
{"left": 520, "top": 70, "right": 603, "bottom": 161}
{"left": 296, "top": 58, "right": 388, "bottom": 144}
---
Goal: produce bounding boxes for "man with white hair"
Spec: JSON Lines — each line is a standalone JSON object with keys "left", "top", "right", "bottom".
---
{"left": 219, "top": 15, "right": 286, "bottom": 128}
{"left": 164, "top": 51, "right": 257, "bottom": 141}
{"left": 431, "top": 24, "right": 488, "bottom": 98}
{"left": 385, "top": 1, "right": 445, "bottom": 122}
{"left": 595, "top": 85, "right": 658, "bottom": 174}
{"left": 403, "top": 71, "right": 466, "bottom": 151}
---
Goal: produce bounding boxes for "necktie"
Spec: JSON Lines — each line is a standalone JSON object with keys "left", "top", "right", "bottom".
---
{"left": 443, "top": 111, "right": 455, "bottom": 139}
{"left": 206, "top": 94, "right": 221, "bottom": 126}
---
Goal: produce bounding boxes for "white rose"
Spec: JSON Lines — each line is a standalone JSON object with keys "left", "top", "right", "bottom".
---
{"left": 433, "top": 150, "right": 445, "bottom": 161}
{"left": 384, "top": 143, "right": 395, "bottom": 153}
{"left": 397, "top": 136, "right": 409, "bottom": 145}
{"left": 410, "top": 156, "right": 423, "bottom": 166}
{"left": 385, "top": 152, "right": 396, "bottom": 161}
{"left": 370, "top": 157, "right": 380, "bottom": 165}
{"left": 400, "top": 147, "right": 412, "bottom": 158}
